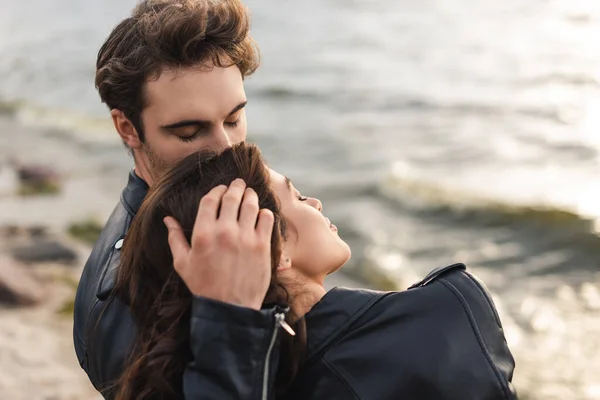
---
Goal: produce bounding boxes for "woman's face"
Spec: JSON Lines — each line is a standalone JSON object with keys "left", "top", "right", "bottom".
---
{"left": 269, "top": 169, "right": 351, "bottom": 281}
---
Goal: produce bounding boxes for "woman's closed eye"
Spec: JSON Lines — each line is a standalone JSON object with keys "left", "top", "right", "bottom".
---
{"left": 298, "top": 195, "right": 308, "bottom": 201}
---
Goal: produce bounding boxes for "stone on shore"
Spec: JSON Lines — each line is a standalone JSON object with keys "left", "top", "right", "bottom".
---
{"left": 68, "top": 218, "right": 103, "bottom": 246}
{"left": 10, "top": 240, "right": 78, "bottom": 265}
{"left": 0, "top": 256, "right": 43, "bottom": 306}
{"left": 8, "top": 159, "right": 62, "bottom": 196}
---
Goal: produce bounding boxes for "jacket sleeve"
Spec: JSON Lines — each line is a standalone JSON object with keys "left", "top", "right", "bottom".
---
{"left": 432, "top": 268, "right": 518, "bottom": 399}
{"left": 316, "top": 264, "right": 517, "bottom": 400}
{"left": 183, "top": 296, "right": 284, "bottom": 400}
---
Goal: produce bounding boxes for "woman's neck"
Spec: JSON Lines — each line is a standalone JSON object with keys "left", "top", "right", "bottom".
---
{"left": 289, "top": 278, "right": 327, "bottom": 319}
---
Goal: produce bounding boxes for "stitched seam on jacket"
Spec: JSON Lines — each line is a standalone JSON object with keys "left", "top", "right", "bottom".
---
{"left": 439, "top": 278, "right": 511, "bottom": 400}
{"left": 87, "top": 241, "right": 116, "bottom": 368}
{"left": 73, "top": 320, "right": 85, "bottom": 354}
{"left": 322, "top": 357, "right": 361, "bottom": 400}
{"left": 96, "top": 247, "right": 116, "bottom": 299}
{"left": 96, "top": 207, "right": 131, "bottom": 300}
{"left": 464, "top": 272, "right": 502, "bottom": 326}
{"left": 83, "top": 297, "right": 102, "bottom": 391}
{"left": 73, "top": 338, "right": 86, "bottom": 368}
{"left": 303, "top": 293, "right": 386, "bottom": 368}
{"left": 120, "top": 192, "right": 138, "bottom": 217}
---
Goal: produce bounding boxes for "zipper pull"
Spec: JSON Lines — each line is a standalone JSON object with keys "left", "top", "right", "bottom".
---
{"left": 275, "top": 313, "right": 296, "bottom": 336}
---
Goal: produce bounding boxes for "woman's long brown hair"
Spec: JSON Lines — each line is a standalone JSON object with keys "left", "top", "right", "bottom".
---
{"left": 112, "top": 143, "right": 306, "bottom": 399}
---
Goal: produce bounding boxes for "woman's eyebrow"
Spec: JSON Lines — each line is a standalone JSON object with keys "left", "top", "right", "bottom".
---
{"left": 285, "top": 176, "right": 293, "bottom": 192}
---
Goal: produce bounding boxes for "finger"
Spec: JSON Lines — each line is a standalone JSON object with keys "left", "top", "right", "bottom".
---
{"left": 239, "top": 188, "right": 260, "bottom": 231}
{"left": 256, "top": 209, "right": 275, "bottom": 240}
{"left": 218, "top": 179, "right": 246, "bottom": 222}
{"left": 164, "top": 217, "right": 190, "bottom": 270}
{"left": 194, "top": 184, "right": 228, "bottom": 232}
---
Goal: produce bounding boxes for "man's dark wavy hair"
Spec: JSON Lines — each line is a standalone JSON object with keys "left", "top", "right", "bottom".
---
{"left": 95, "top": 0, "right": 260, "bottom": 141}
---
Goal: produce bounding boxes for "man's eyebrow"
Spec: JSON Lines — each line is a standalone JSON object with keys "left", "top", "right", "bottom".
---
{"left": 160, "top": 120, "right": 212, "bottom": 130}
{"left": 227, "top": 101, "right": 247, "bottom": 117}
{"left": 160, "top": 101, "right": 247, "bottom": 130}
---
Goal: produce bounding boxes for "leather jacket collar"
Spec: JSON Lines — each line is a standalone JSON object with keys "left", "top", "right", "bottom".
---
{"left": 120, "top": 169, "right": 149, "bottom": 216}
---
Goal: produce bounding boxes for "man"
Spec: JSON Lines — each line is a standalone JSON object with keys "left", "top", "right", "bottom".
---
{"left": 73, "top": 1, "right": 281, "bottom": 398}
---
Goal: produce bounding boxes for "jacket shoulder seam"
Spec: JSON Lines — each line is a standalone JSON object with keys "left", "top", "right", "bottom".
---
{"left": 438, "top": 277, "right": 511, "bottom": 399}
{"left": 463, "top": 272, "right": 502, "bottom": 326}
{"left": 304, "top": 292, "right": 383, "bottom": 367}
{"left": 322, "top": 357, "right": 362, "bottom": 400}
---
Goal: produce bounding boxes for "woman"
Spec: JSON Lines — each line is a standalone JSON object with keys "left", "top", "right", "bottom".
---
{"left": 112, "top": 142, "right": 517, "bottom": 399}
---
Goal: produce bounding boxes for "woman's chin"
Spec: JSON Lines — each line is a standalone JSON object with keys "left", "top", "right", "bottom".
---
{"left": 327, "top": 247, "right": 351, "bottom": 276}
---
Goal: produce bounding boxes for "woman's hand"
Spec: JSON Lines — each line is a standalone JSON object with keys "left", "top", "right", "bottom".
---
{"left": 164, "top": 179, "right": 274, "bottom": 310}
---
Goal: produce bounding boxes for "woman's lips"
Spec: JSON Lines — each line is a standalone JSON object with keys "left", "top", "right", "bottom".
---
{"left": 325, "top": 217, "right": 338, "bottom": 232}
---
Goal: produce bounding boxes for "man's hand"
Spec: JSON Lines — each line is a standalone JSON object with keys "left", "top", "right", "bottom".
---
{"left": 163, "top": 179, "right": 274, "bottom": 311}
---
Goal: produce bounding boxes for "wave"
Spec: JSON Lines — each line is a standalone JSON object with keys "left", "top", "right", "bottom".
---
{"left": 517, "top": 72, "right": 600, "bottom": 88}
{"left": 252, "top": 86, "right": 577, "bottom": 126}
{"left": 376, "top": 169, "right": 599, "bottom": 234}
{"left": 0, "top": 99, "right": 117, "bottom": 145}
{"left": 379, "top": 98, "right": 576, "bottom": 125}
{"left": 249, "top": 84, "right": 329, "bottom": 101}
{"left": 333, "top": 168, "right": 600, "bottom": 291}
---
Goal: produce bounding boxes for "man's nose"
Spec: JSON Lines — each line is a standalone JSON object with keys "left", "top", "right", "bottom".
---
{"left": 213, "top": 128, "right": 233, "bottom": 150}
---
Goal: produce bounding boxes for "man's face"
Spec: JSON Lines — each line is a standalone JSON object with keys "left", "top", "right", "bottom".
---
{"left": 136, "top": 65, "right": 247, "bottom": 182}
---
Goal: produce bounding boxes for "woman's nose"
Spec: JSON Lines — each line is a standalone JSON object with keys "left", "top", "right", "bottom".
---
{"left": 309, "top": 197, "right": 323, "bottom": 212}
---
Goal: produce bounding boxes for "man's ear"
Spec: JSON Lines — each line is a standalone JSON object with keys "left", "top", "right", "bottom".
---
{"left": 111, "top": 109, "right": 142, "bottom": 149}
{"left": 277, "top": 253, "right": 292, "bottom": 272}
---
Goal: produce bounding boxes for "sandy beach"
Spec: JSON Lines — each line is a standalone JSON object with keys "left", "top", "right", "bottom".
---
{"left": 0, "top": 241, "right": 101, "bottom": 399}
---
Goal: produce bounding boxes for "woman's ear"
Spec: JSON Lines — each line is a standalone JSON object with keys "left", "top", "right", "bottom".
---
{"left": 277, "top": 253, "right": 292, "bottom": 272}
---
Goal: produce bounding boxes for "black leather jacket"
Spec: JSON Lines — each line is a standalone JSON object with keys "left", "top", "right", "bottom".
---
{"left": 283, "top": 263, "right": 517, "bottom": 400}
{"left": 73, "top": 171, "right": 284, "bottom": 399}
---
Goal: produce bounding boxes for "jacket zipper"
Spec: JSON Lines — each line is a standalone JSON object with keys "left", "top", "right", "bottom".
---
{"left": 261, "top": 312, "right": 295, "bottom": 400}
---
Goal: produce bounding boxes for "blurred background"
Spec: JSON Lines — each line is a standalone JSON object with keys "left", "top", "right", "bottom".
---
{"left": 1, "top": 0, "right": 600, "bottom": 398}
